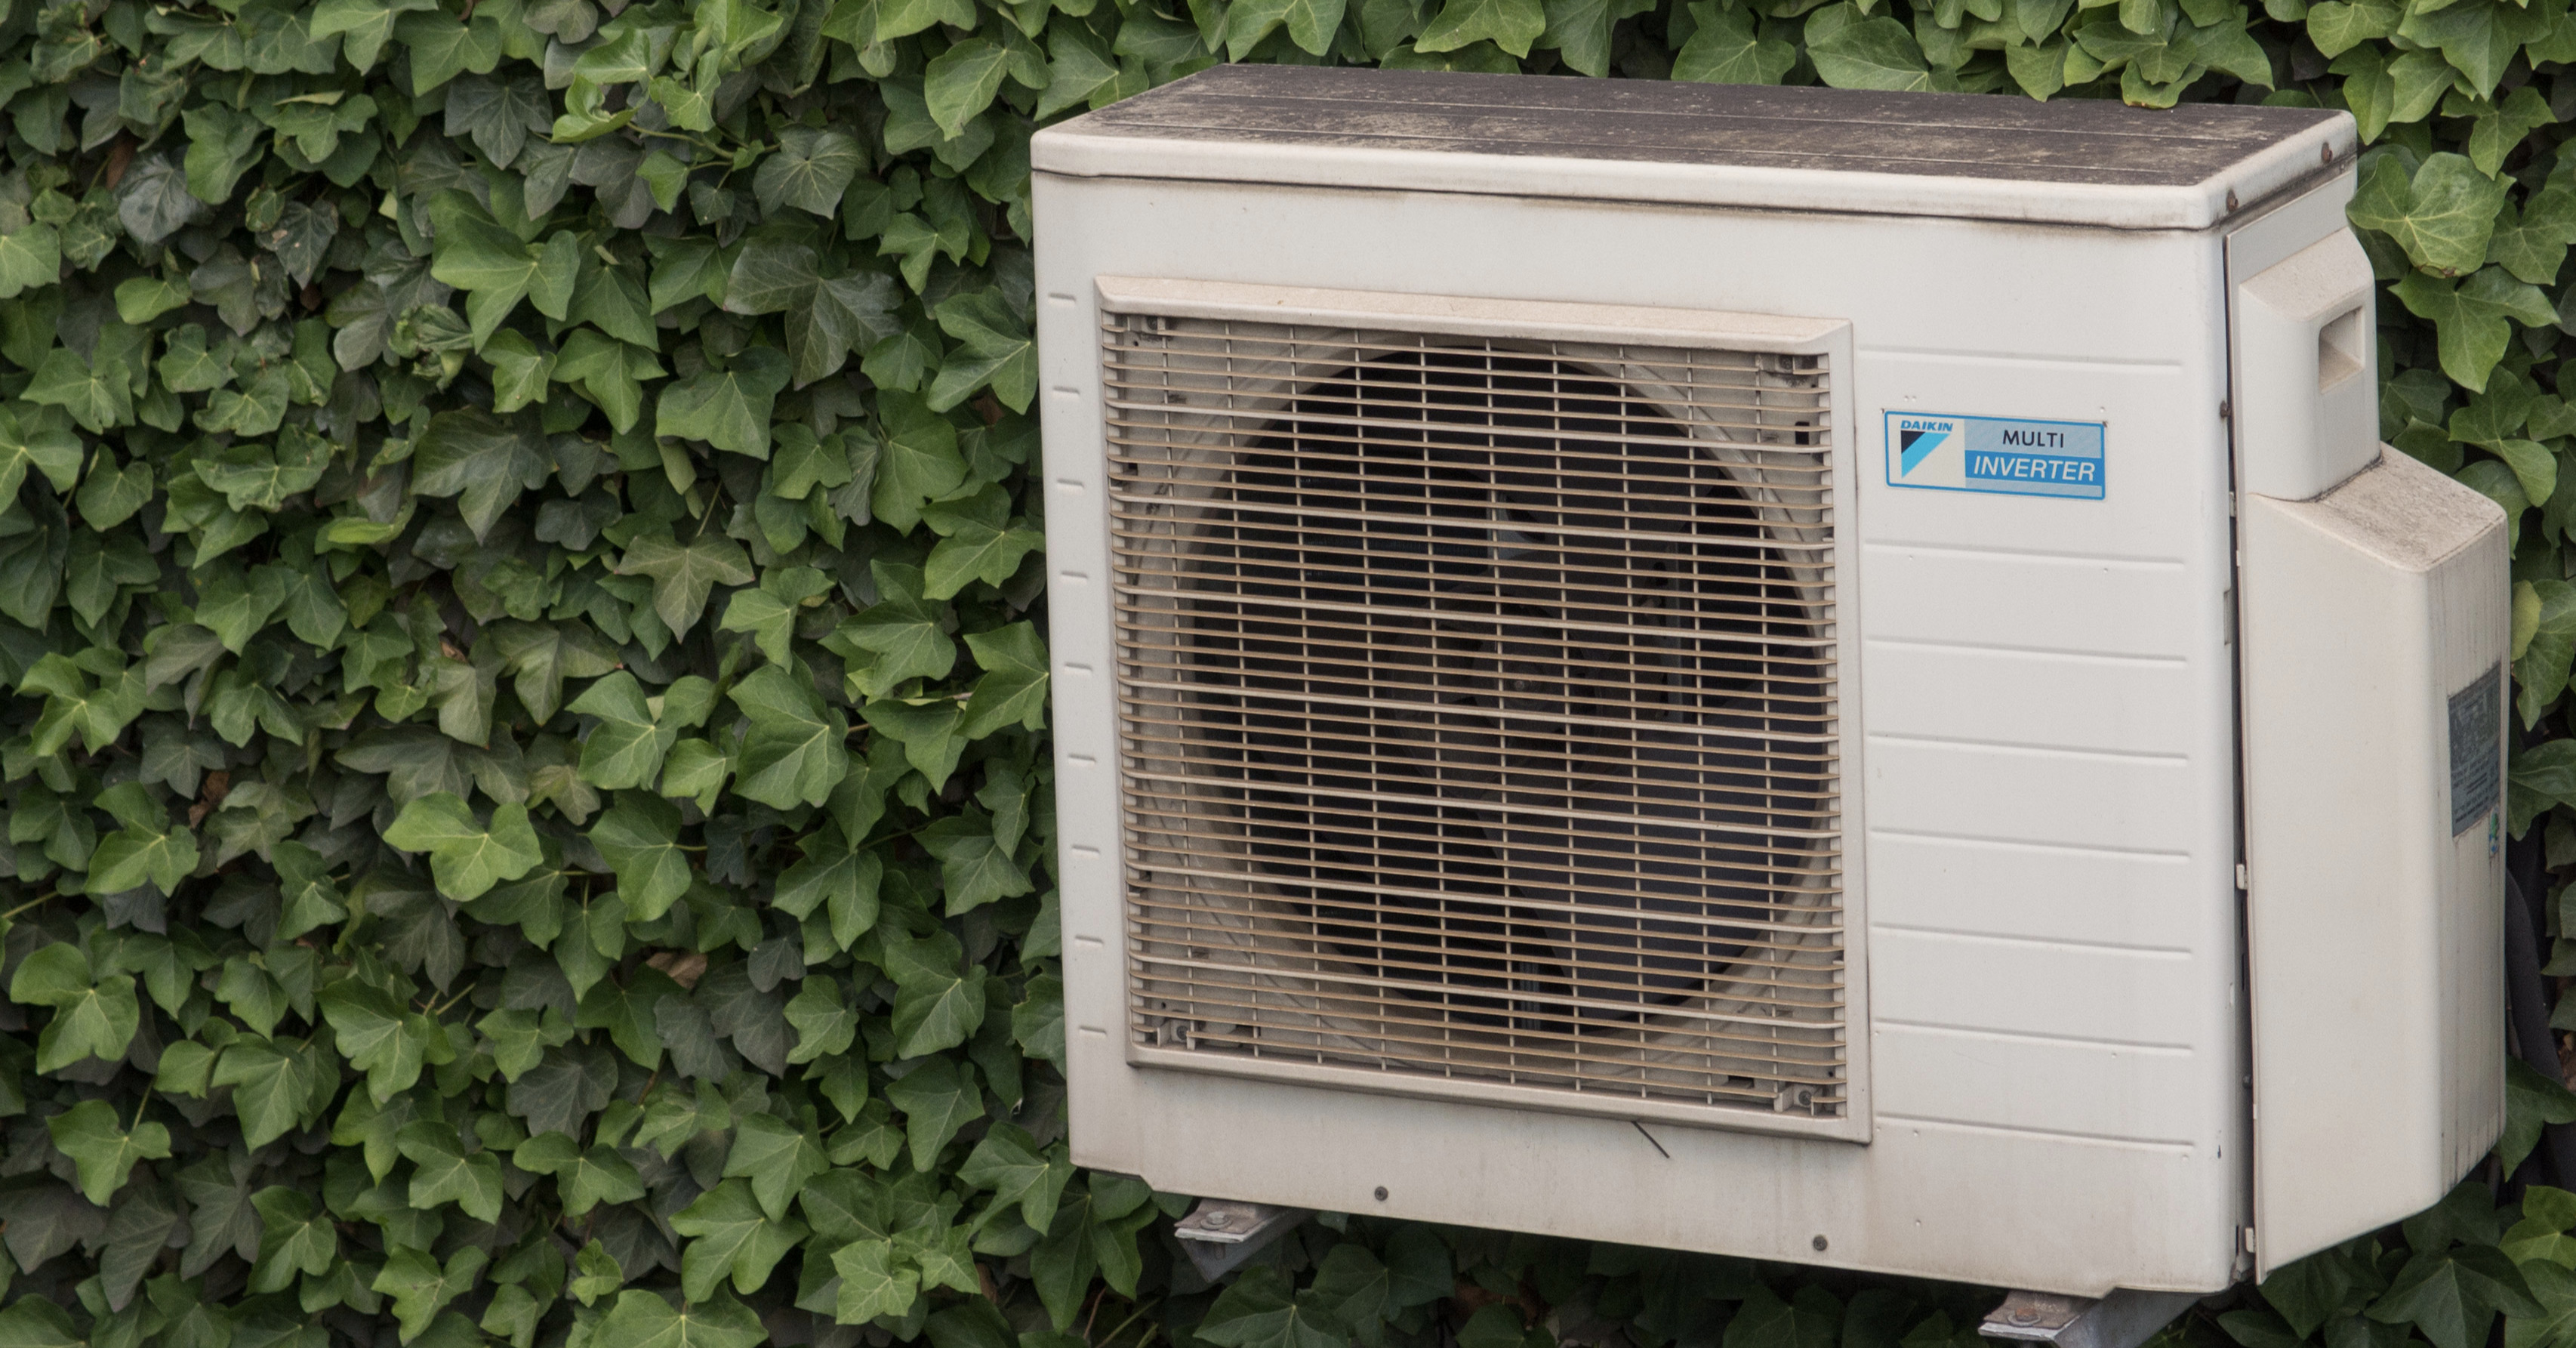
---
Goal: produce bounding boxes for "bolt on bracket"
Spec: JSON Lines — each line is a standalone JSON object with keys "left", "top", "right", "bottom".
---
{"left": 1980, "top": 1289, "right": 2202, "bottom": 1348}
{"left": 1172, "top": 1199, "right": 1306, "bottom": 1282}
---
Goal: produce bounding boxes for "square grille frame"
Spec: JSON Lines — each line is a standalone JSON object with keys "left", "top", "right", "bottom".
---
{"left": 1095, "top": 277, "right": 1871, "bottom": 1142}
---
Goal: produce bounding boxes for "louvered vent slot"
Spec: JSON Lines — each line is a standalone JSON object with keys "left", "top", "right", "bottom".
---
{"left": 1104, "top": 309, "right": 1844, "bottom": 1121}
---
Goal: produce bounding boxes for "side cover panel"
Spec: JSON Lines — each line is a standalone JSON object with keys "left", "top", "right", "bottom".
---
{"left": 2240, "top": 447, "right": 2507, "bottom": 1275}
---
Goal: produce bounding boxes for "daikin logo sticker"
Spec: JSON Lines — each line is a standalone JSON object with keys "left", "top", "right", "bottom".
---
{"left": 1884, "top": 412, "right": 2107, "bottom": 500}
{"left": 1896, "top": 419, "right": 1951, "bottom": 476}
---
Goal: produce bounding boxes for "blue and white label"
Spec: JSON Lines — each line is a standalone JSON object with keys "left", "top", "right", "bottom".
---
{"left": 1884, "top": 412, "right": 2106, "bottom": 500}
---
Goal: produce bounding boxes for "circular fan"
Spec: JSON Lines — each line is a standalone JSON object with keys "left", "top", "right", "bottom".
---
{"left": 1176, "top": 347, "right": 1832, "bottom": 1038}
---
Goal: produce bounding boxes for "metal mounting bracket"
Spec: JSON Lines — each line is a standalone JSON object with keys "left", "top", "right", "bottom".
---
{"left": 1979, "top": 1289, "right": 2202, "bottom": 1348}
{"left": 1172, "top": 1199, "right": 1306, "bottom": 1281}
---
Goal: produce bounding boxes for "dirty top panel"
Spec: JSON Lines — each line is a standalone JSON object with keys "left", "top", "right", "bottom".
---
{"left": 1058, "top": 64, "right": 2344, "bottom": 188}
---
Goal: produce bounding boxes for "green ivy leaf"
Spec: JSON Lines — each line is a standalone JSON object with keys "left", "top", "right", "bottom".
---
{"left": 783, "top": 979, "right": 858, "bottom": 1066}
{"left": 672, "top": 1177, "right": 810, "bottom": 1299}
{"left": 2352, "top": 152, "right": 2510, "bottom": 278}
{"left": 482, "top": 330, "right": 557, "bottom": 412}
{"left": 961, "top": 622, "right": 1050, "bottom": 738}
{"left": 922, "top": 816, "right": 1027, "bottom": 915}
{"left": 0, "top": 225, "right": 61, "bottom": 301}
{"left": 871, "top": 393, "right": 970, "bottom": 532}
{"left": 883, "top": 925, "right": 990, "bottom": 1056}
{"left": 396, "top": 1119, "right": 505, "bottom": 1222}
{"left": 88, "top": 809, "right": 200, "bottom": 897}
{"left": 310, "top": 0, "right": 442, "bottom": 69}
{"left": 1807, "top": 14, "right": 1933, "bottom": 88}
{"left": 46, "top": 1100, "right": 171, "bottom": 1207}
{"left": 372, "top": 1245, "right": 491, "bottom": 1342}
{"left": 2489, "top": 187, "right": 2576, "bottom": 285}
{"left": 0, "top": 1297, "right": 81, "bottom": 1348}
{"left": 729, "top": 664, "right": 851, "bottom": 808}
{"left": 2371, "top": 1245, "right": 2544, "bottom": 1348}
{"left": 319, "top": 979, "right": 451, "bottom": 1101}
{"left": 11, "top": 944, "right": 142, "bottom": 1072}
{"left": 413, "top": 407, "right": 551, "bottom": 541}
{"left": 2504, "top": 1057, "right": 2576, "bottom": 1175}
{"left": 383, "top": 793, "right": 544, "bottom": 900}
{"left": 719, "top": 1112, "right": 829, "bottom": 1220}
{"left": 569, "top": 673, "right": 677, "bottom": 790}
{"left": 598, "top": 1291, "right": 769, "bottom": 1348}
{"left": 756, "top": 127, "right": 865, "bottom": 216}
{"left": 2391, "top": 266, "right": 2555, "bottom": 391}
{"left": 923, "top": 39, "right": 1017, "bottom": 138}
{"left": 486, "top": 619, "right": 621, "bottom": 723}
{"left": 246, "top": 1186, "right": 338, "bottom": 1293}
{"left": 656, "top": 347, "right": 793, "bottom": 458}
{"left": 398, "top": 8, "right": 506, "bottom": 91}
{"left": 26, "top": 348, "right": 133, "bottom": 433}
{"left": 617, "top": 532, "right": 757, "bottom": 637}
{"left": 554, "top": 331, "right": 665, "bottom": 431}
{"left": 210, "top": 1038, "right": 322, "bottom": 1148}
{"left": 74, "top": 453, "right": 153, "bottom": 530}
{"left": 834, "top": 1240, "right": 923, "bottom": 1323}
{"left": 959, "top": 1122, "right": 1071, "bottom": 1233}
{"left": 2510, "top": 1262, "right": 2576, "bottom": 1348}
{"left": 1227, "top": 0, "right": 1348, "bottom": 56}
{"left": 829, "top": 566, "right": 958, "bottom": 695}
{"left": 2308, "top": 0, "right": 2399, "bottom": 53}
{"left": 882, "top": 1056, "right": 984, "bottom": 1169}
{"left": 928, "top": 291, "right": 1036, "bottom": 412}
{"left": 589, "top": 792, "right": 694, "bottom": 919}
{"left": 519, "top": 1132, "right": 647, "bottom": 1214}
{"left": 575, "top": 966, "right": 678, "bottom": 1069}
{"left": 2516, "top": 579, "right": 2576, "bottom": 727}
{"left": 1413, "top": 0, "right": 1546, "bottom": 54}
{"left": 2393, "top": 0, "right": 2537, "bottom": 100}
{"left": 1198, "top": 1266, "right": 1352, "bottom": 1348}
{"left": 1674, "top": 2, "right": 1797, "bottom": 82}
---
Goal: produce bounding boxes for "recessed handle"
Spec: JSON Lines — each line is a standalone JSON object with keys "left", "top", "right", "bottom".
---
{"left": 2318, "top": 306, "right": 2365, "bottom": 391}
{"left": 2236, "top": 233, "right": 2377, "bottom": 501}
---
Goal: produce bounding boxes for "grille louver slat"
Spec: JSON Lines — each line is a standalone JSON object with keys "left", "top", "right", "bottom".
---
{"left": 1104, "top": 307, "right": 1847, "bottom": 1120}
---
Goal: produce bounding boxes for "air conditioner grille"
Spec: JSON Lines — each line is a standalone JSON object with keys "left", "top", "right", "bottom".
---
{"left": 1103, "top": 308, "right": 1845, "bottom": 1121}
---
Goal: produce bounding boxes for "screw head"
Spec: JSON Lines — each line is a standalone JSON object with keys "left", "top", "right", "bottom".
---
{"left": 1374, "top": 1186, "right": 1390, "bottom": 1201}
{"left": 1204, "top": 1213, "right": 1234, "bottom": 1230}
{"left": 2322, "top": 143, "right": 2335, "bottom": 165}
{"left": 1811, "top": 1235, "right": 1828, "bottom": 1252}
{"left": 2226, "top": 188, "right": 2242, "bottom": 211}
{"left": 2008, "top": 1310, "right": 2041, "bottom": 1326}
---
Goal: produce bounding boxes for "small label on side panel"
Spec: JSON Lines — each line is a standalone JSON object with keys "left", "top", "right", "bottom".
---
{"left": 2450, "top": 663, "right": 2501, "bottom": 835}
{"left": 1884, "top": 412, "right": 2107, "bottom": 500}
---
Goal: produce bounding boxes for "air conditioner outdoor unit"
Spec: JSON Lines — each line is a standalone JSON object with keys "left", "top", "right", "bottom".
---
{"left": 1032, "top": 67, "right": 2510, "bottom": 1304}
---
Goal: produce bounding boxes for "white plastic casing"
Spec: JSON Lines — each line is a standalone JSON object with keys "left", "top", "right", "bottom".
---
{"left": 1033, "top": 79, "right": 2504, "bottom": 1297}
{"left": 2233, "top": 231, "right": 2378, "bottom": 500}
{"left": 2238, "top": 450, "right": 2507, "bottom": 1275}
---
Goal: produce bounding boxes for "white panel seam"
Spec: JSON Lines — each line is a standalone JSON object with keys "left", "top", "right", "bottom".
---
{"left": 1878, "top": 1113, "right": 2202, "bottom": 1153}
{"left": 1863, "top": 346, "right": 2190, "bottom": 371}
{"left": 1876, "top": 1018, "right": 2199, "bottom": 1053}
{"left": 1865, "top": 731, "right": 2192, "bottom": 763}
{"left": 1868, "top": 827, "right": 2194, "bottom": 859}
{"left": 1863, "top": 541, "right": 2192, "bottom": 568}
{"left": 1871, "top": 923, "right": 2197, "bottom": 957}
{"left": 1863, "top": 636, "right": 2192, "bottom": 667}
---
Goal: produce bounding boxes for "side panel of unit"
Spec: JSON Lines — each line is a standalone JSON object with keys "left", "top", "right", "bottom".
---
{"left": 2229, "top": 175, "right": 2511, "bottom": 1276}
{"left": 2239, "top": 458, "right": 2507, "bottom": 1271}
{"left": 1036, "top": 171, "right": 2247, "bottom": 1295}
